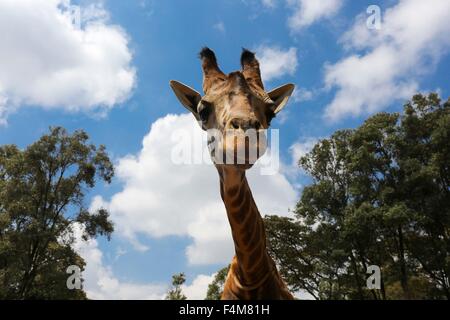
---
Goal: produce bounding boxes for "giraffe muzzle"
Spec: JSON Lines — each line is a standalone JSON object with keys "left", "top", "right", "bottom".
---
{"left": 208, "top": 128, "right": 267, "bottom": 168}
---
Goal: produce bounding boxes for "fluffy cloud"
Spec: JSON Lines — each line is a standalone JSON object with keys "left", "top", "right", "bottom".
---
{"left": 0, "top": 93, "right": 7, "bottom": 126}
{"left": 260, "top": 0, "right": 343, "bottom": 30}
{"left": 281, "top": 137, "right": 319, "bottom": 186}
{"left": 324, "top": 0, "right": 450, "bottom": 121}
{"left": 0, "top": 0, "right": 135, "bottom": 124}
{"left": 255, "top": 45, "right": 298, "bottom": 81}
{"left": 289, "top": 137, "right": 318, "bottom": 167}
{"left": 292, "top": 87, "right": 314, "bottom": 102}
{"left": 71, "top": 223, "right": 167, "bottom": 299}
{"left": 71, "top": 223, "right": 216, "bottom": 299}
{"left": 92, "top": 113, "right": 297, "bottom": 265}
{"left": 182, "top": 273, "right": 216, "bottom": 300}
{"left": 287, "top": 0, "right": 344, "bottom": 31}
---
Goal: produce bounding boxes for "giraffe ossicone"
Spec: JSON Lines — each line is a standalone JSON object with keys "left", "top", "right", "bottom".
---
{"left": 170, "top": 47, "right": 295, "bottom": 300}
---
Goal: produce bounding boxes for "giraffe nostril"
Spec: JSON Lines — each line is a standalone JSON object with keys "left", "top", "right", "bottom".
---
{"left": 229, "top": 118, "right": 261, "bottom": 131}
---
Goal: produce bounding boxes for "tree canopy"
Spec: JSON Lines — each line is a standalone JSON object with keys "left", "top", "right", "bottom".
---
{"left": 205, "top": 265, "right": 230, "bottom": 300}
{"left": 0, "top": 127, "right": 114, "bottom": 299}
{"left": 265, "top": 93, "right": 449, "bottom": 299}
{"left": 165, "top": 273, "right": 187, "bottom": 300}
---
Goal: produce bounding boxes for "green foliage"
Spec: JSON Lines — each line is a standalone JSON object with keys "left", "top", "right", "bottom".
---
{"left": 265, "top": 93, "right": 450, "bottom": 300}
{"left": 205, "top": 265, "right": 230, "bottom": 300}
{"left": 0, "top": 127, "right": 114, "bottom": 299}
{"left": 165, "top": 273, "right": 187, "bottom": 300}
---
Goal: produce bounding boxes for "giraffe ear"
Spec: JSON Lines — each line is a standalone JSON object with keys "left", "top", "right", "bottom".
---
{"left": 169, "top": 80, "right": 202, "bottom": 116}
{"left": 267, "top": 83, "right": 295, "bottom": 115}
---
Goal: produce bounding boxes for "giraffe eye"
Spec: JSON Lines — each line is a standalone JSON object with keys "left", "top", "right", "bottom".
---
{"left": 198, "top": 102, "right": 211, "bottom": 122}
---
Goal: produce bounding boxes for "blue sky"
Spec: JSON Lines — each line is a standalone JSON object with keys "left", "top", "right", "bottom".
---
{"left": 1, "top": 0, "right": 449, "bottom": 299}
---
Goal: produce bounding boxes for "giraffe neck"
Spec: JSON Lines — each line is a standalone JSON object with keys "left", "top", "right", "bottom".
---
{"left": 217, "top": 165, "right": 272, "bottom": 286}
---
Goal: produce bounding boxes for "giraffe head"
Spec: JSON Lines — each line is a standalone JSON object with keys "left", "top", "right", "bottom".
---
{"left": 170, "top": 47, "right": 294, "bottom": 169}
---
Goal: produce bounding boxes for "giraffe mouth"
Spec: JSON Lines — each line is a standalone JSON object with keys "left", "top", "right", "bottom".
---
{"left": 207, "top": 129, "right": 267, "bottom": 167}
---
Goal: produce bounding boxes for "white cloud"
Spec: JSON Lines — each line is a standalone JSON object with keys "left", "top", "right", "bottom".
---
{"left": 213, "top": 21, "right": 226, "bottom": 34}
{"left": 71, "top": 223, "right": 167, "bottom": 300}
{"left": 71, "top": 223, "right": 216, "bottom": 299}
{"left": 0, "top": 93, "right": 8, "bottom": 126}
{"left": 255, "top": 45, "right": 298, "bottom": 81}
{"left": 0, "top": 0, "right": 135, "bottom": 124}
{"left": 287, "top": 0, "right": 344, "bottom": 31}
{"left": 92, "top": 113, "right": 297, "bottom": 265}
{"left": 289, "top": 137, "right": 318, "bottom": 167}
{"left": 324, "top": 0, "right": 450, "bottom": 121}
{"left": 182, "top": 273, "right": 216, "bottom": 300}
{"left": 292, "top": 87, "right": 314, "bottom": 102}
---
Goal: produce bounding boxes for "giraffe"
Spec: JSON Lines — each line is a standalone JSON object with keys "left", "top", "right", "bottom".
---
{"left": 169, "top": 47, "right": 295, "bottom": 300}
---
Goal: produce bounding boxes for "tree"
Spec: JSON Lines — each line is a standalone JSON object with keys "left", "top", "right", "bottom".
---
{"left": 205, "top": 265, "right": 230, "bottom": 300}
{"left": 265, "top": 93, "right": 449, "bottom": 299}
{"left": 0, "top": 127, "right": 114, "bottom": 299}
{"left": 165, "top": 273, "right": 187, "bottom": 300}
